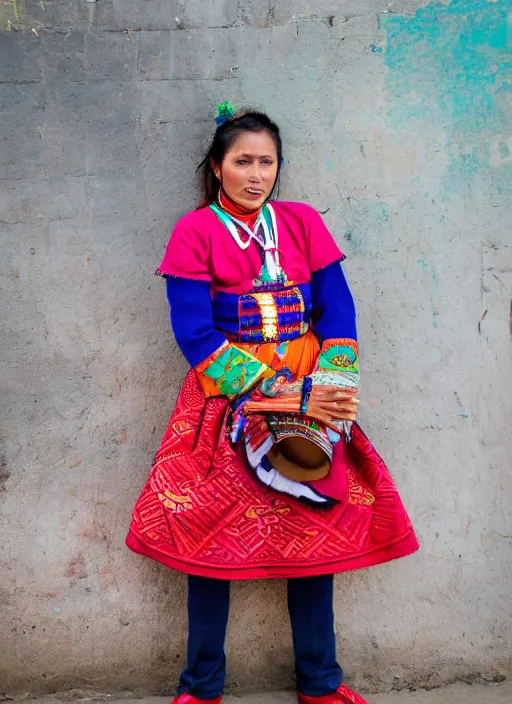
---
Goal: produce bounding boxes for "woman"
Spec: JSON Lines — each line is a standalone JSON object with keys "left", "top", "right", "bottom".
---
{"left": 126, "top": 104, "right": 419, "bottom": 704}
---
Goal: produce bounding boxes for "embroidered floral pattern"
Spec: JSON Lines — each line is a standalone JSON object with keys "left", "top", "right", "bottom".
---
{"left": 313, "top": 338, "right": 359, "bottom": 441}
{"left": 195, "top": 341, "right": 271, "bottom": 397}
{"left": 127, "top": 370, "right": 419, "bottom": 579}
{"left": 317, "top": 338, "right": 359, "bottom": 373}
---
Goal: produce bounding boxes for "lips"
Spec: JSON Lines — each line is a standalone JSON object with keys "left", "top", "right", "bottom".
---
{"left": 246, "top": 187, "right": 264, "bottom": 196}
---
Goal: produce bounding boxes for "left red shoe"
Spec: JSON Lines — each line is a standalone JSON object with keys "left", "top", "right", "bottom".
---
{"left": 297, "top": 684, "right": 368, "bottom": 704}
{"left": 170, "top": 695, "right": 222, "bottom": 704}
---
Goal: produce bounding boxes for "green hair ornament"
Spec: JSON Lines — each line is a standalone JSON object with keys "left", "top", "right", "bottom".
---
{"left": 215, "top": 100, "right": 236, "bottom": 127}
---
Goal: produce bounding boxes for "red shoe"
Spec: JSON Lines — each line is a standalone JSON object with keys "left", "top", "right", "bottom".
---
{"left": 170, "top": 695, "right": 222, "bottom": 704}
{"left": 297, "top": 684, "right": 367, "bottom": 704}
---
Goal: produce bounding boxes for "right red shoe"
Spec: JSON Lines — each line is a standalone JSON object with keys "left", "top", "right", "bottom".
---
{"left": 297, "top": 684, "right": 367, "bottom": 704}
{"left": 170, "top": 695, "right": 222, "bottom": 704}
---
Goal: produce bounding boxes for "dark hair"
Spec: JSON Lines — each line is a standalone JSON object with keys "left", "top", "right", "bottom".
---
{"left": 197, "top": 109, "right": 283, "bottom": 206}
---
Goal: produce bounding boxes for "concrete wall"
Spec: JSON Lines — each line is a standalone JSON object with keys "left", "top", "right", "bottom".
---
{"left": 1, "top": 0, "right": 511, "bottom": 697}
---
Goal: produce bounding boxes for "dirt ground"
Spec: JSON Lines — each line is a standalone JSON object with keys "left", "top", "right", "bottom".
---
{"left": 18, "top": 680, "right": 512, "bottom": 704}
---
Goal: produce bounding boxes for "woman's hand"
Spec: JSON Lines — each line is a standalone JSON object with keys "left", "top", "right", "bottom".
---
{"left": 306, "top": 386, "right": 359, "bottom": 432}
{"left": 241, "top": 383, "right": 358, "bottom": 433}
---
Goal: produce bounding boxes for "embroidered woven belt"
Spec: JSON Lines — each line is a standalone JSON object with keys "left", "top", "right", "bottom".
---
{"left": 229, "top": 287, "right": 309, "bottom": 344}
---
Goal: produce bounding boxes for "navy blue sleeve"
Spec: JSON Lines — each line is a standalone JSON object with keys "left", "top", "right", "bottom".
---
{"left": 310, "top": 261, "right": 357, "bottom": 341}
{"left": 165, "top": 277, "right": 227, "bottom": 368}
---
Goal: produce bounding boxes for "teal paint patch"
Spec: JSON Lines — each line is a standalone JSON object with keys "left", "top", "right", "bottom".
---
{"left": 499, "top": 141, "right": 510, "bottom": 159}
{"left": 380, "top": 0, "right": 511, "bottom": 134}
{"left": 342, "top": 200, "right": 390, "bottom": 255}
{"left": 369, "top": 201, "right": 389, "bottom": 223}
{"left": 380, "top": 0, "right": 512, "bottom": 189}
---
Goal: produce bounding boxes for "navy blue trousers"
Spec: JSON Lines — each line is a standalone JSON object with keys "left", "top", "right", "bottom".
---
{"left": 178, "top": 574, "right": 343, "bottom": 700}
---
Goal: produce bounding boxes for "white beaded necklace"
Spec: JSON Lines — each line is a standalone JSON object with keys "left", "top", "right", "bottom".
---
{"left": 213, "top": 202, "right": 282, "bottom": 280}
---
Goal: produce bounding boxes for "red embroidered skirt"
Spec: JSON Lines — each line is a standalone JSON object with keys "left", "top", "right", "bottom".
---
{"left": 126, "top": 366, "right": 419, "bottom": 580}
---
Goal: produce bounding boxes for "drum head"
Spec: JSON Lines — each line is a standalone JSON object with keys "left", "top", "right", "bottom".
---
{"left": 266, "top": 436, "right": 331, "bottom": 482}
{"left": 279, "top": 437, "right": 326, "bottom": 468}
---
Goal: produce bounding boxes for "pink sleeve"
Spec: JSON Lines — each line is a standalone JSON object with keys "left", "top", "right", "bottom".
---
{"left": 301, "top": 204, "right": 345, "bottom": 273}
{"left": 156, "top": 211, "right": 211, "bottom": 281}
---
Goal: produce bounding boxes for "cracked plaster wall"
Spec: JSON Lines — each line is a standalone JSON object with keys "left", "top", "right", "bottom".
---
{"left": 1, "top": 0, "right": 511, "bottom": 697}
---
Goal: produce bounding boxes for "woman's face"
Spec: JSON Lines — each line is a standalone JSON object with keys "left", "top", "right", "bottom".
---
{"left": 213, "top": 130, "right": 279, "bottom": 211}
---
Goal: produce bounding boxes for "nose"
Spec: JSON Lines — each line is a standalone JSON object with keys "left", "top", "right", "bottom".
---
{"left": 248, "top": 164, "right": 263, "bottom": 183}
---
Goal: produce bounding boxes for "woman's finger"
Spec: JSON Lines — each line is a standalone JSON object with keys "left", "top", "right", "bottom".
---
{"left": 319, "top": 407, "right": 357, "bottom": 418}
{"left": 310, "top": 409, "right": 358, "bottom": 427}
{"left": 313, "top": 387, "right": 358, "bottom": 399}
{"left": 318, "top": 401, "right": 359, "bottom": 412}
{"left": 314, "top": 398, "right": 359, "bottom": 410}
{"left": 331, "top": 411, "right": 358, "bottom": 420}
{"left": 327, "top": 405, "right": 359, "bottom": 419}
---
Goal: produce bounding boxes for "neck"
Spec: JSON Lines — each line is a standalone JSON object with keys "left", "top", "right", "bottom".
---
{"left": 218, "top": 188, "right": 262, "bottom": 221}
